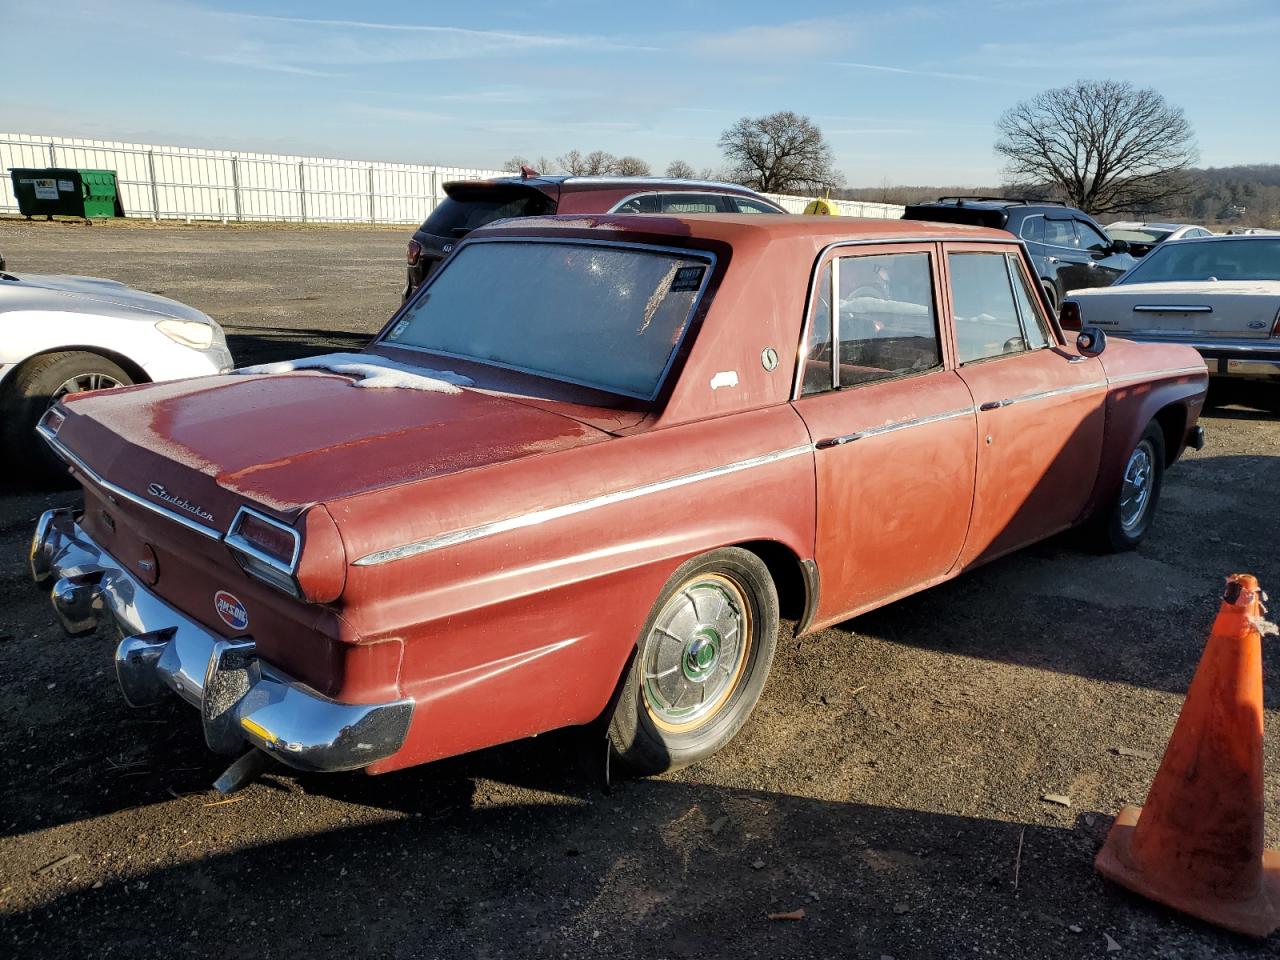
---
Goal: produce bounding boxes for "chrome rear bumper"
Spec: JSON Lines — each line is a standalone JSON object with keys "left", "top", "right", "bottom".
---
{"left": 31, "top": 508, "right": 413, "bottom": 773}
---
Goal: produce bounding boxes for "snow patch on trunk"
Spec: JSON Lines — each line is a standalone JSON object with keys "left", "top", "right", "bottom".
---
{"left": 234, "top": 353, "right": 474, "bottom": 393}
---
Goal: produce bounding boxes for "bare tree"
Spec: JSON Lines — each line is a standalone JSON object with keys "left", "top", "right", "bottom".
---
{"left": 665, "top": 160, "right": 697, "bottom": 179}
{"left": 614, "top": 156, "right": 651, "bottom": 176}
{"left": 718, "top": 111, "right": 843, "bottom": 193}
{"left": 501, "top": 156, "right": 529, "bottom": 174}
{"left": 583, "top": 150, "right": 617, "bottom": 175}
{"left": 995, "top": 80, "right": 1198, "bottom": 215}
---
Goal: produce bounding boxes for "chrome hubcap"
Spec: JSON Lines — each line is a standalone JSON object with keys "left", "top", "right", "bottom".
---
{"left": 51, "top": 372, "right": 123, "bottom": 403}
{"left": 1119, "top": 440, "right": 1156, "bottom": 532}
{"left": 642, "top": 574, "right": 750, "bottom": 730}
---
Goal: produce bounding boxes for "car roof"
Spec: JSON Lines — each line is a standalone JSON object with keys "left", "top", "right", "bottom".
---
{"left": 471, "top": 212, "right": 1012, "bottom": 245}
{"left": 909, "top": 197, "right": 1071, "bottom": 211}
{"left": 445, "top": 174, "right": 766, "bottom": 197}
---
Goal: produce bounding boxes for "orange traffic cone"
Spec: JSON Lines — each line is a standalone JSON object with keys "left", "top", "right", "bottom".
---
{"left": 1095, "top": 574, "right": 1280, "bottom": 936}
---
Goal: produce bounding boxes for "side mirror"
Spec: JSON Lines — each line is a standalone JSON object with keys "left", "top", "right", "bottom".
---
{"left": 1109, "top": 238, "right": 1130, "bottom": 255}
{"left": 1077, "top": 325, "right": 1108, "bottom": 358}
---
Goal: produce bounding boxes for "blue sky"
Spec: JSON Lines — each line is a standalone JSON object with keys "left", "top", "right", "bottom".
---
{"left": 2, "top": 0, "right": 1276, "bottom": 186}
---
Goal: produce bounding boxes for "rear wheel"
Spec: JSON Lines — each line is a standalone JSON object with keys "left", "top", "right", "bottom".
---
{"left": 1088, "top": 422, "right": 1165, "bottom": 552}
{"left": 1, "top": 351, "right": 133, "bottom": 486}
{"left": 607, "top": 548, "right": 779, "bottom": 775}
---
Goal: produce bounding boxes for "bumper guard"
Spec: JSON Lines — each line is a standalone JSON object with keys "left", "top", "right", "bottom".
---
{"left": 31, "top": 508, "right": 412, "bottom": 773}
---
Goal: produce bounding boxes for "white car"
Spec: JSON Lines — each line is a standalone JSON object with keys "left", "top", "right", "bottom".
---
{"left": 1063, "top": 236, "right": 1280, "bottom": 406}
{"left": 1105, "top": 221, "right": 1214, "bottom": 257}
{"left": 0, "top": 263, "right": 232, "bottom": 482}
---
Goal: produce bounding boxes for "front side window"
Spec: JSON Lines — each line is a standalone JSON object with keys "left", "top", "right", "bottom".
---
{"left": 384, "top": 241, "right": 711, "bottom": 400}
{"left": 949, "top": 252, "right": 1028, "bottom": 363}
{"left": 801, "top": 252, "right": 941, "bottom": 394}
{"left": 1076, "top": 220, "right": 1112, "bottom": 253}
{"left": 1007, "top": 254, "right": 1050, "bottom": 349}
{"left": 733, "top": 197, "right": 781, "bottom": 214}
{"left": 1043, "top": 218, "right": 1077, "bottom": 248}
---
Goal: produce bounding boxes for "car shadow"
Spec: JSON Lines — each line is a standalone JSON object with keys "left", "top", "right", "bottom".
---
{"left": 222, "top": 325, "right": 373, "bottom": 367}
{"left": 1, "top": 774, "right": 1257, "bottom": 960}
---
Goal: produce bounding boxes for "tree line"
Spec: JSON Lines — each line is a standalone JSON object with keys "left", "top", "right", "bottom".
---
{"left": 497, "top": 81, "right": 1273, "bottom": 227}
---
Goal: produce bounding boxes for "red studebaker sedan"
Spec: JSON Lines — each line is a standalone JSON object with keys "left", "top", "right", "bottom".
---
{"left": 31, "top": 215, "right": 1208, "bottom": 781}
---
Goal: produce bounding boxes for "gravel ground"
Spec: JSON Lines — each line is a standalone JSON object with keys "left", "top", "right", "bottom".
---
{"left": 2, "top": 220, "right": 1280, "bottom": 959}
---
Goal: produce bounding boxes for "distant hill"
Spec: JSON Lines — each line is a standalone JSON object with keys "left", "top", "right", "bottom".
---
{"left": 834, "top": 164, "right": 1280, "bottom": 228}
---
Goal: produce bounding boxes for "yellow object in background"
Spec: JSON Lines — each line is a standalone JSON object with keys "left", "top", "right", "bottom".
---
{"left": 804, "top": 198, "right": 837, "bottom": 215}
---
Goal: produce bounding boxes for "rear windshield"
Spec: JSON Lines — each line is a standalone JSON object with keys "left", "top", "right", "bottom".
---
{"left": 421, "top": 190, "right": 554, "bottom": 238}
{"left": 1120, "top": 238, "right": 1280, "bottom": 284}
{"left": 383, "top": 240, "right": 713, "bottom": 400}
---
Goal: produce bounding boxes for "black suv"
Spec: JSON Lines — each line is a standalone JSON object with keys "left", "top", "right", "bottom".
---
{"left": 902, "top": 197, "right": 1136, "bottom": 312}
{"left": 403, "top": 174, "right": 786, "bottom": 299}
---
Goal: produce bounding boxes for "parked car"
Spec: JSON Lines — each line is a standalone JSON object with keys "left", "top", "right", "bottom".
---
{"left": 1063, "top": 235, "right": 1280, "bottom": 406}
{"left": 0, "top": 264, "right": 232, "bottom": 482}
{"left": 402, "top": 173, "right": 787, "bottom": 299}
{"left": 32, "top": 214, "right": 1206, "bottom": 784}
{"left": 1105, "top": 221, "right": 1214, "bottom": 257}
{"left": 902, "top": 197, "right": 1137, "bottom": 312}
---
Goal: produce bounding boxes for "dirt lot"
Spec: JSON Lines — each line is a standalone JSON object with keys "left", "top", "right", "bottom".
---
{"left": 2, "top": 220, "right": 1279, "bottom": 959}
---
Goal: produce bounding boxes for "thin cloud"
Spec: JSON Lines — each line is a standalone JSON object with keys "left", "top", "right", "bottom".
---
{"left": 695, "top": 17, "right": 858, "bottom": 58}
{"left": 826, "top": 60, "right": 1028, "bottom": 86}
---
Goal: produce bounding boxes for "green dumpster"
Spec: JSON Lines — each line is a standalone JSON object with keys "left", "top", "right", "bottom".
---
{"left": 9, "top": 168, "right": 124, "bottom": 219}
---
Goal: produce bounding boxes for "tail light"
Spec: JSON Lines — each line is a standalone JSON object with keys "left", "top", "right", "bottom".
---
{"left": 1060, "top": 300, "right": 1082, "bottom": 331}
{"left": 226, "top": 507, "right": 301, "bottom": 597}
{"left": 406, "top": 239, "right": 422, "bottom": 266}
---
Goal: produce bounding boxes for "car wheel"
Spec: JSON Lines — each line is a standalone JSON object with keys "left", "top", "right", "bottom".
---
{"left": 1089, "top": 422, "right": 1165, "bottom": 553}
{"left": 2, "top": 351, "right": 133, "bottom": 486}
{"left": 607, "top": 547, "right": 779, "bottom": 775}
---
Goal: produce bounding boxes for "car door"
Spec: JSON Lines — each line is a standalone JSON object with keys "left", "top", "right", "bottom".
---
{"left": 945, "top": 244, "right": 1107, "bottom": 567}
{"left": 1043, "top": 215, "right": 1093, "bottom": 293}
{"left": 1075, "top": 218, "right": 1133, "bottom": 286}
{"left": 791, "top": 243, "right": 978, "bottom": 623}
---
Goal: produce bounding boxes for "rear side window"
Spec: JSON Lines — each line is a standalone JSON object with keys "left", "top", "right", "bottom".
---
{"left": 614, "top": 194, "right": 660, "bottom": 213}
{"left": 422, "top": 191, "right": 554, "bottom": 238}
{"left": 801, "top": 252, "right": 941, "bottom": 394}
{"left": 1043, "top": 218, "right": 1077, "bottom": 248}
{"left": 1019, "top": 215, "right": 1045, "bottom": 244}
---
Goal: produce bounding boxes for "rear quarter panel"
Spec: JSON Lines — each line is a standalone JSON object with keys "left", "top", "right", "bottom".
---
{"left": 331, "top": 404, "right": 816, "bottom": 772}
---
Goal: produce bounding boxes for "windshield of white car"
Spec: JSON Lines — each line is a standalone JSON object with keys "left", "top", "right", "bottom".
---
{"left": 381, "top": 240, "right": 713, "bottom": 400}
{"left": 1120, "top": 238, "right": 1280, "bottom": 284}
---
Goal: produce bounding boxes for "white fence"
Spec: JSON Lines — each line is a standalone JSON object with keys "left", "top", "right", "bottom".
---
{"left": 767, "top": 193, "right": 903, "bottom": 218}
{"left": 0, "top": 133, "right": 904, "bottom": 224}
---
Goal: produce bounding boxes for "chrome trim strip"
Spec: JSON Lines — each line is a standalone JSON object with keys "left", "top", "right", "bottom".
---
{"left": 815, "top": 406, "right": 973, "bottom": 449}
{"left": 1106, "top": 365, "right": 1209, "bottom": 385}
{"left": 354, "top": 444, "right": 813, "bottom": 567}
{"left": 997, "top": 380, "right": 1107, "bottom": 407}
{"left": 37, "top": 423, "right": 223, "bottom": 541}
{"left": 1132, "top": 304, "right": 1213, "bottom": 313}
{"left": 1113, "top": 334, "right": 1279, "bottom": 355}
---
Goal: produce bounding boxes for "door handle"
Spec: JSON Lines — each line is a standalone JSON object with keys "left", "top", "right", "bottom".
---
{"left": 979, "top": 399, "right": 1009, "bottom": 411}
{"left": 815, "top": 433, "right": 863, "bottom": 449}
{"left": 1046, "top": 256, "right": 1059, "bottom": 263}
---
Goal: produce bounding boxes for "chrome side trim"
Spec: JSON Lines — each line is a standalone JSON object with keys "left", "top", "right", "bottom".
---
{"left": 1132, "top": 304, "right": 1213, "bottom": 313}
{"left": 997, "top": 380, "right": 1107, "bottom": 407}
{"left": 1106, "top": 364, "right": 1209, "bottom": 385}
{"left": 815, "top": 406, "right": 973, "bottom": 449}
{"left": 354, "top": 444, "right": 813, "bottom": 567}
{"left": 37, "top": 423, "right": 222, "bottom": 541}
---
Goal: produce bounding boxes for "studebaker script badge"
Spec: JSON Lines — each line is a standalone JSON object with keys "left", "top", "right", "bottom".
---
{"left": 214, "top": 590, "right": 249, "bottom": 631}
{"left": 147, "top": 483, "right": 215, "bottom": 524}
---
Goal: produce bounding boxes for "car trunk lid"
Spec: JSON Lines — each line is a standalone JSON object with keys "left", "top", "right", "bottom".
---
{"left": 1079, "top": 281, "right": 1280, "bottom": 339}
{"left": 52, "top": 369, "right": 612, "bottom": 526}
